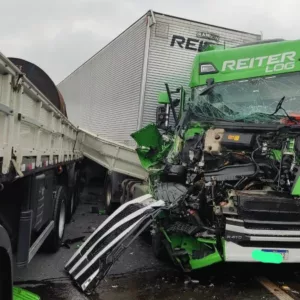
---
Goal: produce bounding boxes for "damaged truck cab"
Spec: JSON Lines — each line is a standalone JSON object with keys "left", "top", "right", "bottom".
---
{"left": 134, "top": 39, "right": 300, "bottom": 270}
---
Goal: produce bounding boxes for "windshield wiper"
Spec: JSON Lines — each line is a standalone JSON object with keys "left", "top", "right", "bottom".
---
{"left": 270, "top": 96, "right": 299, "bottom": 124}
{"left": 271, "top": 96, "right": 286, "bottom": 115}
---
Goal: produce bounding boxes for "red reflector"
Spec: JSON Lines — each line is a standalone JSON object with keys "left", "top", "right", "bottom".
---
{"left": 280, "top": 113, "right": 300, "bottom": 125}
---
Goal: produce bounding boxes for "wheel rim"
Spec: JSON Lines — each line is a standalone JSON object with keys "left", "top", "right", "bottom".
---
{"left": 106, "top": 183, "right": 111, "bottom": 208}
{"left": 70, "top": 193, "right": 74, "bottom": 214}
{"left": 59, "top": 200, "right": 66, "bottom": 239}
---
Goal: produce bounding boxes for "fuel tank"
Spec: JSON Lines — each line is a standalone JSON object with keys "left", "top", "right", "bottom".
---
{"left": 8, "top": 57, "right": 67, "bottom": 117}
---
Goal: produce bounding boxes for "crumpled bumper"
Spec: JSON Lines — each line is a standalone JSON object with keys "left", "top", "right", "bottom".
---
{"left": 65, "top": 194, "right": 164, "bottom": 294}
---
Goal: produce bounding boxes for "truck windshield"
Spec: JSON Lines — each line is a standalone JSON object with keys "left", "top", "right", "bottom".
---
{"left": 190, "top": 72, "right": 300, "bottom": 124}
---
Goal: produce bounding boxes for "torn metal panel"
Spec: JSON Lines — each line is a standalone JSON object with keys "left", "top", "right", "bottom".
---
{"left": 65, "top": 194, "right": 164, "bottom": 293}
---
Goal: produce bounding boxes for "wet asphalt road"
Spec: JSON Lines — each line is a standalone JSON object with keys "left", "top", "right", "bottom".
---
{"left": 13, "top": 186, "right": 300, "bottom": 300}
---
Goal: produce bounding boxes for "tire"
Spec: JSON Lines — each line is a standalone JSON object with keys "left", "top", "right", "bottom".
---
{"left": 74, "top": 170, "right": 82, "bottom": 210}
{"left": 155, "top": 182, "right": 187, "bottom": 204}
{"left": 66, "top": 187, "right": 75, "bottom": 224}
{"left": 104, "top": 176, "right": 115, "bottom": 215}
{"left": 44, "top": 185, "right": 67, "bottom": 252}
{"left": 66, "top": 171, "right": 81, "bottom": 223}
{"left": 0, "top": 250, "right": 12, "bottom": 300}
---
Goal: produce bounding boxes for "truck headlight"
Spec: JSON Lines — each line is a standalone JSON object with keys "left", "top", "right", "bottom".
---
{"left": 199, "top": 63, "right": 218, "bottom": 74}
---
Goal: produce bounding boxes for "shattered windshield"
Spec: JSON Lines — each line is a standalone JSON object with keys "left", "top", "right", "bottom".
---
{"left": 190, "top": 72, "right": 300, "bottom": 124}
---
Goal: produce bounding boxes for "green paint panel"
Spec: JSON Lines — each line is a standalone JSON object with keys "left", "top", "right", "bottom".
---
{"left": 166, "top": 233, "right": 222, "bottom": 270}
{"left": 271, "top": 149, "right": 282, "bottom": 161}
{"left": 13, "top": 287, "right": 40, "bottom": 300}
{"left": 158, "top": 92, "right": 170, "bottom": 104}
{"left": 184, "top": 124, "right": 205, "bottom": 140}
{"left": 189, "top": 251, "right": 222, "bottom": 269}
{"left": 292, "top": 177, "right": 300, "bottom": 195}
{"left": 131, "top": 123, "right": 171, "bottom": 170}
{"left": 131, "top": 123, "right": 163, "bottom": 148}
{"left": 252, "top": 249, "right": 283, "bottom": 264}
{"left": 190, "top": 39, "right": 300, "bottom": 87}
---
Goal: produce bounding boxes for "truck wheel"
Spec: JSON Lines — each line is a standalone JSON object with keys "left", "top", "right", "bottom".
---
{"left": 104, "top": 176, "right": 115, "bottom": 215}
{"left": 0, "top": 249, "right": 12, "bottom": 300}
{"left": 66, "top": 171, "right": 81, "bottom": 224}
{"left": 44, "top": 186, "right": 67, "bottom": 252}
{"left": 73, "top": 170, "right": 81, "bottom": 211}
{"left": 66, "top": 188, "right": 75, "bottom": 224}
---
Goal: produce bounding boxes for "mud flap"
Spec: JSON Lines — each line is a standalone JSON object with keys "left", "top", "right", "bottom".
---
{"left": 65, "top": 194, "right": 164, "bottom": 294}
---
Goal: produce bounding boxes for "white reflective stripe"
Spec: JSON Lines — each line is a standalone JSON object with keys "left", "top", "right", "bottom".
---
{"left": 65, "top": 194, "right": 153, "bottom": 268}
{"left": 226, "top": 218, "right": 243, "bottom": 223}
{"left": 74, "top": 218, "right": 143, "bottom": 280}
{"left": 226, "top": 223, "right": 300, "bottom": 236}
{"left": 70, "top": 204, "right": 154, "bottom": 274}
{"left": 70, "top": 199, "right": 164, "bottom": 275}
{"left": 81, "top": 269, "right": 99, "bottom": 291}
{"left": 250, "top": 236, "right": 300, "bottom": 242}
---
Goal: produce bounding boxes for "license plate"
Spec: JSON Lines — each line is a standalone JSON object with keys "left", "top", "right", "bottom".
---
{"left": 261, "top": 249, "right": 289, "bottom": 261}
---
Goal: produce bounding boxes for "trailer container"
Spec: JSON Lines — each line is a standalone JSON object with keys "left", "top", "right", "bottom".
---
{"left": 58, "top": 10, "right": 261, "bottom": 147}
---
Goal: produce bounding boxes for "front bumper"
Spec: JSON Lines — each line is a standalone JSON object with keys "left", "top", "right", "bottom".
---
{"left": 225, "top": 241, "right": 300, "bottom": 263}
{"left": 224, "top": 218, "right": 300, "bottom": 263}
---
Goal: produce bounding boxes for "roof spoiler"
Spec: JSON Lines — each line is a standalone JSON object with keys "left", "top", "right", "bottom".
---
{"left": 234, "top": 38, "right": 285, "bottom": 48}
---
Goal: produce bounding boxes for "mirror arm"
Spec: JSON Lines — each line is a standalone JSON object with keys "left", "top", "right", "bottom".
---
{"left": 165, "top": 83, "right": 178, "bottom": 125}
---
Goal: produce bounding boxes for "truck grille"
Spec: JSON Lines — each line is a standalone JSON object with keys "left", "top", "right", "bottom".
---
{"left": 237, "top": 190, "right": 300, "bottom": 223}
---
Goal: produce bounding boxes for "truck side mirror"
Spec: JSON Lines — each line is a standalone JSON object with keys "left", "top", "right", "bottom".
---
{"left": 156, "top": 92, "right": 170, "bottom": 129}
{"left": 156, "top": 105, "right": 168, "bottom": 129}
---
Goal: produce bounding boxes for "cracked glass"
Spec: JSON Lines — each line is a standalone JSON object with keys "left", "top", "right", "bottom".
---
{"left": 190, "top": 72, "right": 300, "bottom": 124}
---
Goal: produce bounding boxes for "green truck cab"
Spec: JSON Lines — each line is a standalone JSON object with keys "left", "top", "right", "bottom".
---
{"left": 132, "top": 39, "right": 300, "bottom": 271}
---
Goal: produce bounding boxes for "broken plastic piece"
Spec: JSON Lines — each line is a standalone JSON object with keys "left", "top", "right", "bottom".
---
{"left": 61, "top": 236, "right": 85, "bottom": 249}
{"left": 13, "top": 287, "right": 40, "bottom": 300}
{"left": 65, "top": 194, "right": 164, "bottom": 294}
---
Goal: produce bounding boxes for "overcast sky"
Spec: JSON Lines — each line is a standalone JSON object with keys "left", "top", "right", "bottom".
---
{"left": 1, "top": 0, "right": 299, "bottom": 83}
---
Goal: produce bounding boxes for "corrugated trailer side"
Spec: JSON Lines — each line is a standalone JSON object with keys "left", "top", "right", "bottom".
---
{"left": 58, "top": 10, "right": 261, "bottom": 146}
{"left": 58, "top": 14, "right": 149, "bottom": 146}
{"left": 140, "top": 12, "right": 261, "bottom": 127}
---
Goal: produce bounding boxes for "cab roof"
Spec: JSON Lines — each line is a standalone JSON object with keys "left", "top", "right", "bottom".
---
{"left": 190, "top": 39, "right": 300, "bottom": 87}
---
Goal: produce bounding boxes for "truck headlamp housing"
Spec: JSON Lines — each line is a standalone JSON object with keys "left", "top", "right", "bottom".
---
{"left": 199, "top": 63, "right": 218, "bottom": 74}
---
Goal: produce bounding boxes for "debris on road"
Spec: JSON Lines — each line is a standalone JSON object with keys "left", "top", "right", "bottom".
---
{"left": 84, "top": 225, "right": 96, "bottom": 233}
{"left": 90, "top": 206, "right": 99, "bottom": 214}
{"left": 61, "top": 236, "right": 85, "bottom": 249}
{"left": 13, "top": 287, "right": 40, "bottom": 300}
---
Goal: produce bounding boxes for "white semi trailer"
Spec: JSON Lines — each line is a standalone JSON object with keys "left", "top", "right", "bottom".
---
{"left": 58, "top": 10, "right": 261, "bottom": 213}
